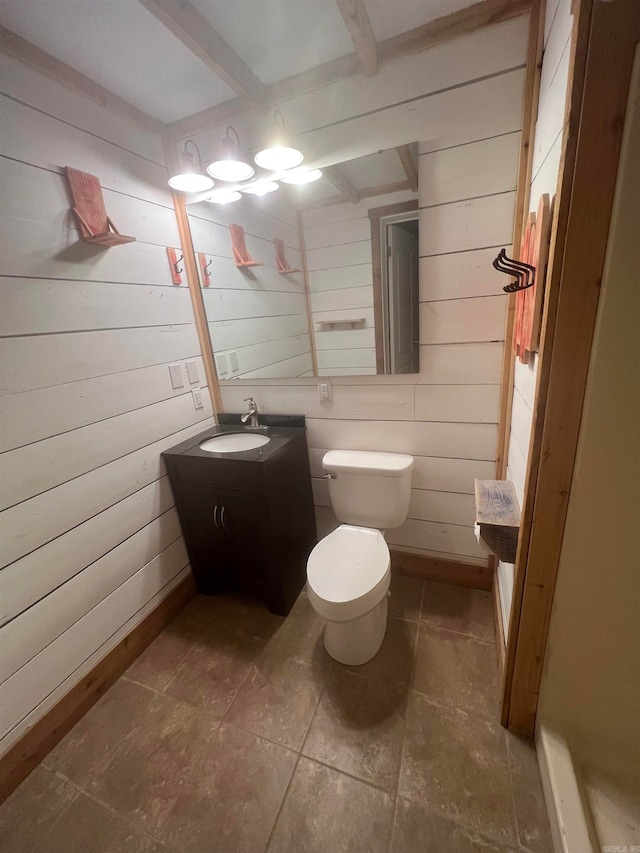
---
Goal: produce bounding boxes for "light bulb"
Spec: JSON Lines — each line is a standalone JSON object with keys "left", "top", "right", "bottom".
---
{"left": 204, "top": 190, "right": 242, "bottom": 205}
{"left": 279, "top": 167, "right": 323, "bottom": 185}
{"left": 254, "top": 146, "right": 303, "bottom": 172}
{"left": 241, "top": 181, "right": 279, "bottom": 196}
{"left": 168, "top": 173, "right": 215, "bottom": 192}
{"left": 206, "top": 160, "right": 255, "bottom": 182}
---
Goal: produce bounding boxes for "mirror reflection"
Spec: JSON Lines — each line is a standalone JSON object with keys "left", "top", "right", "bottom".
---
{"left": 186, "top": 143, "right": 420, "bottom": 379}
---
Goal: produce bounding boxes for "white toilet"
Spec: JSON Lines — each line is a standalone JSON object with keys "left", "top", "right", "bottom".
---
{"left": 306, "top": 449, "right": 414, "bottom": 665}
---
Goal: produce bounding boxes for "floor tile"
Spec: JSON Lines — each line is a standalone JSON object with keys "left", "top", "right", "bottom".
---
{"left": 302, "top": 670, "right": 407, "bottom": 791}
{"left": 42, "top": 678, "right": 155, "bottom": 788}
{"left": 267, "top": 756, "right": 395, "bottom": 853}
{"left": 343, "top": 617, "right": 418, "bottom": 686}
{"left": 124, "top": 614, "right": 202, "bottom": 692}
{"left": 421, "top": 581, "right": 494, "bottom": 642}
{"left": 388, "top": 574, "right": 424, "bottom": 622}
{"left": 180, "top": 591, "right": 283, "bottom": 643}
{"left": 90, "top": 692, "right": 218, "bottom": 836}
{"left": 413, "top": 622, "right": 499, "bottom": 717}
{"left": 0, "top": 767, "right": 77, "bottom": 853}
{"left": 34, "top": 793, "right": 164, "bottom": 853}
{"left": 225, "top": 649, "right": 324, "bottom": 750}
{"left": 399, "top": 693, "right": 516, "bottom": 846}
{"left": 505, "top": 732, "right": 554, "bottom": 853}
{"left": 164, "top": 628, "right": 262, "bottom": 716}
{"left": 157, "top": 723, "right": 296, "bottom": 853}
{"left": 265, "top": 592, "right": 325, "bottom": 663}
{"left": 392, "top": 797, "right": 517, "bottom": 852}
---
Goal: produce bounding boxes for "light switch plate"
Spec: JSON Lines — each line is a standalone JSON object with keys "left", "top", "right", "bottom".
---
{"left": 228, "top": 351, "right": 239, "bottom": 373}
{"left": 191, "top": 388, "right": 203, "bottom": 410}
{"left": 169, "top": 363, "right": 184, "bottom": 389}
{"left": 185, "top": 359, "right": 199, "bottom": 384}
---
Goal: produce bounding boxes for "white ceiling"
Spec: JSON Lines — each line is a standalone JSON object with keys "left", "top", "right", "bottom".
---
{"left": 0, "top": 0, "right": 476, "bottom": 124}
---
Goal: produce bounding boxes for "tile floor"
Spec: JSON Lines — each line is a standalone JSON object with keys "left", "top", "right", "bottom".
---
{"left": 0, "top": 577, "right": 553, "bottom": 853}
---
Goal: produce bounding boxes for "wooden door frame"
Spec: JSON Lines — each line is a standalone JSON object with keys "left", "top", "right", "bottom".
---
{"left": 369, "top": 199, "right": 419, "bottom": 373}
{"left": 500, "top": 0, "right": 640, "bottom": 735}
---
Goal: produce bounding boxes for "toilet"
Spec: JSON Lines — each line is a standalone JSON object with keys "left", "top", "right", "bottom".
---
{"left": 306, "top": 450, "right": 414, "bottom": 665}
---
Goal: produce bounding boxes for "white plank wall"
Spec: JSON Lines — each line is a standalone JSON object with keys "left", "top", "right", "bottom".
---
{"left": 0, "top": 58, "right": 215, "bottom": 754}
{"left": 302, "top": 189, "right": 416, "bottom": 376}
{"left": 219, "top": 18, "right": 527, "bottom": 569}
{"left": 186, "top": 197, "right": 313, "bottom": 379}
{"left": 498, "top": 0, "right": 574, "bottom": 636}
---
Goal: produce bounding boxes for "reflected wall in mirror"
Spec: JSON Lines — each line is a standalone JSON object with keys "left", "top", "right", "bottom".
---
{"left": 186, "top": 143, "right": 421, "bottom": 379}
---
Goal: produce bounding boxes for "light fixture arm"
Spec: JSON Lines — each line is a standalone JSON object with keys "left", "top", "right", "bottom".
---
{"left": 182, "top": 139, "right": 205, "bottom": 173}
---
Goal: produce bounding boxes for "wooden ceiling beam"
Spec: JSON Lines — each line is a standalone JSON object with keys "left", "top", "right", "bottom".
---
{"left": 301, "top": 178, "right": 413, "bottom": 212}
{"left": 396, "top": 145, "right": 418, "bottom": 192}
{"left": 168, "top": 0, "right": 531, "bottom": 141}
{"left": 138, "top": 0, "right": 266, "bottom": 105}
{"left": 0, "top": 25, "right": 165, "bottom": 136}
{"left": 336, "top": 0, "right": 378, "bottom": 77}
{"left": 322, "top": 164, "right": 360, "bottom": 204}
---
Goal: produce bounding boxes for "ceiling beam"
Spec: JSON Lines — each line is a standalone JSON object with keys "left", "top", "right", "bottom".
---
{"left": 396, "top": 145, "right": 418, "bottom": 192}
{"left": 336, "top": 0, "right": 378, "bottom": 77}
{"left": 168, "top": 0, "right": 531, "bottom": 140}
{"left": 302, "top": 178, "right": 413, "bottom": 212}
{"left": 0, "top": 25, "right": 165, "bottom": 136}
{"left": 138, "top": 0, "right": 267, "bottom": 105}
{"left": 322, "top": 164, "right": 360, "bottom": 204}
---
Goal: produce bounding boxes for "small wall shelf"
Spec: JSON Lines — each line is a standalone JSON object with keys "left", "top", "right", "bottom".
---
{"left": 317, "top": 317, "right": 366, "bottom": 330}
{"left": 274, "top": 238, "right": 301, "bottom": 274}
{"left": 474, "top": 479, "right": 521, "bottom": 563}
{"left": 65, "top": 167, "right": 135, "bottom": 247}
{"left": 230, "top": 223, "right": 263, "bottom": 268}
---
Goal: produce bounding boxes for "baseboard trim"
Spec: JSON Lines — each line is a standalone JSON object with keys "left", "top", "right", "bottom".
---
{"left": 0, "top": 575, "right": 196, "bottom": 805}
{"left": 390, "top": 550, "right": 492, "bottom": 591}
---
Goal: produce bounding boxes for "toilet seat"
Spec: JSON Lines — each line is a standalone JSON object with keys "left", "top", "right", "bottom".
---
{"left": 307, "top": 525, "right": 390, "bottom": 622}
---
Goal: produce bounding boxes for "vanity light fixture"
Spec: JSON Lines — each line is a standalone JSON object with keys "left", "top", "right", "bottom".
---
{"left": 206, "top": 126, "right": 255, "bottom": 183}
{"left": 279, "top": 167, "right": 323, "bottom": 185}
{"left": 254, "top": 110, "right": 304, "bottom": 172}
{"left": 168, "top": 140, "right": 214, "bottom": 193}
{"left": 241, "top": 181, "right": 279, "bottom": 196}
{"left": 204, "top": 190, "right": 242, "bottom": 205}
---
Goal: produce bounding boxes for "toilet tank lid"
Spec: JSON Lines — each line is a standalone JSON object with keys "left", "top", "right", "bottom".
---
{"left": 323, "top": 450, "right": 414, "bottom": 477}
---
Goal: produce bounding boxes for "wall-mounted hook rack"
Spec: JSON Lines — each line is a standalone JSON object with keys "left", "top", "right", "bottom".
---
{"left": 166, "top": 247, "right": 183, "bottom": 285}
{"left": 274, "top": 238, "right": 302, "bottom": 274}
{"left": 230, "top": 223, "right": 263, "bottom": 268}
{"left": 198, "top": 253, "right": 212, "bottom": 286}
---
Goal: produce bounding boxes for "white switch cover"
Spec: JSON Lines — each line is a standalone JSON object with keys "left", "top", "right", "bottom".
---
{"left": 215, "top": 352, "right": 228, "bottom": 377}
{"left": 191, "top": 388, "right": 204, "bottom": 409}
{"left": 169, "top": 363, "right": 184, "bottom": 389}
{"left": 185, "top": 359, "right": 199, "bottom": 384}
{"left": 228, "top": 351, "right": 239, "bottom": 373}
{"left": 318, "top": 380, "right": 332, "bottom": 402}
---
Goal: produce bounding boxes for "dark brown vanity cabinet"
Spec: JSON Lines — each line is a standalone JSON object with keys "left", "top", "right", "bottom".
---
{"left": 162, "top": 423, "right": 317, "bottom": 616}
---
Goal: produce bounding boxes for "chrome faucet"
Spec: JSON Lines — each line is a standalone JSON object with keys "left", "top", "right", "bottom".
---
{"left": 241, "top": 397, "right": 259, "bottom": 428}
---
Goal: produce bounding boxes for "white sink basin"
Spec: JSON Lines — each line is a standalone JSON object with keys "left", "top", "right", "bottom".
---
{"left": 199, "top": 432, "right": 271, "bottom": 454}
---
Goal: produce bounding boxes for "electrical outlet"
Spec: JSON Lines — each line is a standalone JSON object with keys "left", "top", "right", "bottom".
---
{"left": 185, "top": 359, "right": 199, "bottom": 384}
{"left": 191, "top": 388, "right": 204, "bottom": 410}
{"left": 215, "top": 352, "right": 228, "bottom": 377}
{"left": 228, "top": 351, "right": 239, "bottom": 373}
{"left": 318, "top": 380, "right": 332, "bottom": 402}
{"left": 169, "top": 363, "right": 184, "bottom": 389}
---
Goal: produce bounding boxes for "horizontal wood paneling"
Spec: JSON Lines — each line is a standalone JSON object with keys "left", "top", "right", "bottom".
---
{"left": 209, "top": 314, "right": 309, "bottom": 352}
{"left": 0, "top": 78, "right": 210, "bottom": 757}
{"left": 220, "top": 22, "right": 524, "bottom": 565}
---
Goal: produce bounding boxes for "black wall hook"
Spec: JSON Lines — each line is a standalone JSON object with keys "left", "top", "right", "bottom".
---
{"left": 173, "top": 254, "right": 184, "bottom": 275}
{"left": 493, "top": 249, "right": 535, "bottom": 293}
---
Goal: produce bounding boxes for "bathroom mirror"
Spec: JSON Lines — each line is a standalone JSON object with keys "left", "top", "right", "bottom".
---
{"left": 186, "top": 143, "right": 420, "bottom": 379}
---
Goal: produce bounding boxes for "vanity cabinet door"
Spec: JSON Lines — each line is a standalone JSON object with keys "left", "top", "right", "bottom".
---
{"left": 179, "top": 487, "right": 232, "bottom": 594}
{"left": 214, "top": 489, "right": 271, "bottom": 586}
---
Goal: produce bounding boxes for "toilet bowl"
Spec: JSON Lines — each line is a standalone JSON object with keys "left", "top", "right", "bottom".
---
{"left": 307, "top": 525, "right": 390, "bottom": 665}
{"left": 306, "top": 450, "right": 413, "bottom": 665}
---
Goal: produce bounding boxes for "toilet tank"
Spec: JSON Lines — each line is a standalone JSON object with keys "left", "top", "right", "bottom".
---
{"left": 323, "top": 450, "right": 414, "bottom": 529}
